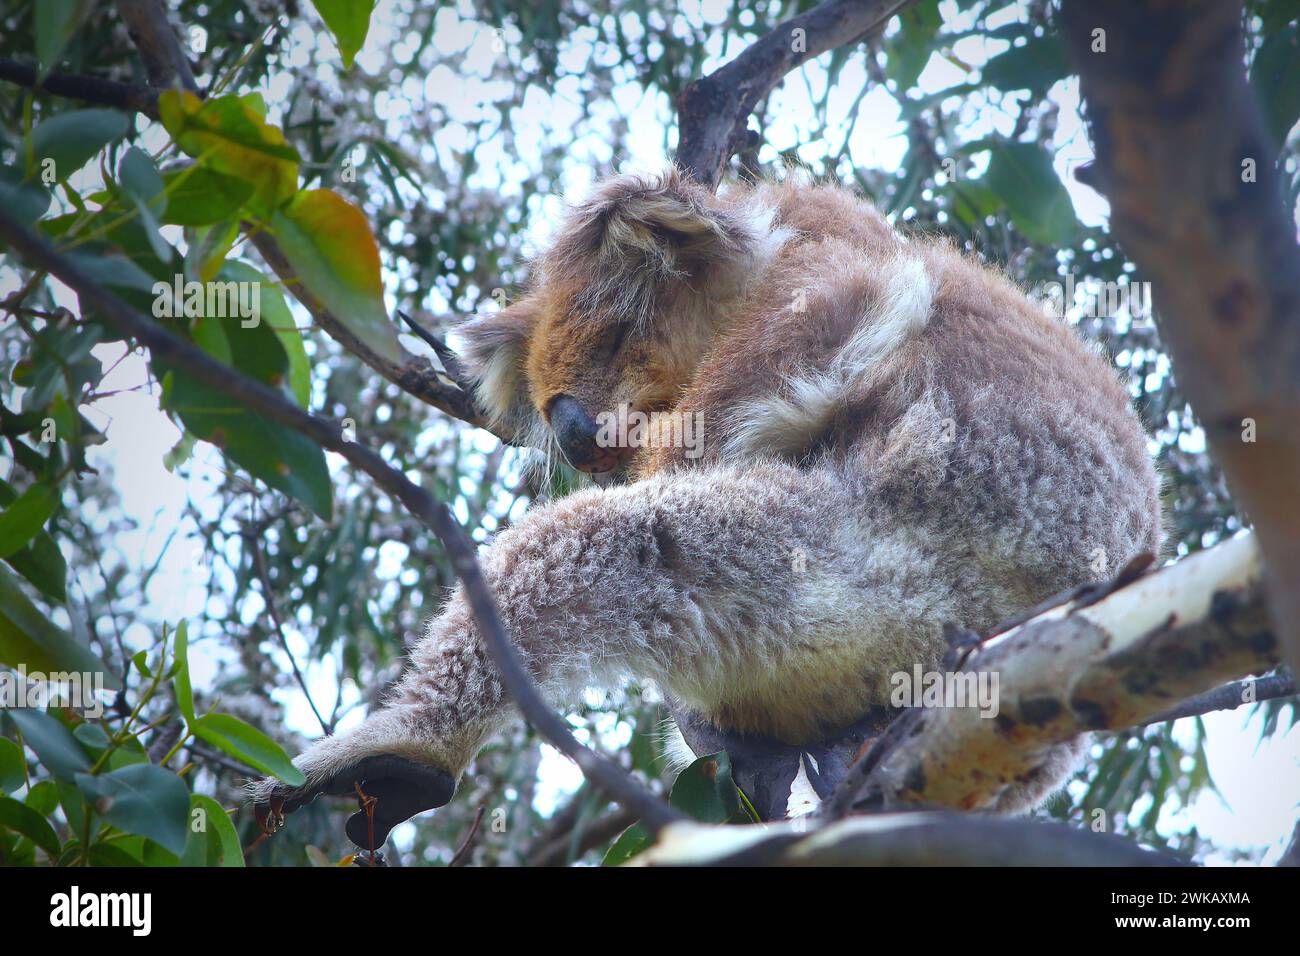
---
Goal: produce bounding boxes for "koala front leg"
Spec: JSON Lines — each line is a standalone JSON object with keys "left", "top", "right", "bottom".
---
{"left": 254, "top": 460, "right": 926, "bottom": 840}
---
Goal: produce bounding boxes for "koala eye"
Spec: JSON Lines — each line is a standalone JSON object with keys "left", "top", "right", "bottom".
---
{"left": 605, "top": 325, "right": 630, "bottom": 358}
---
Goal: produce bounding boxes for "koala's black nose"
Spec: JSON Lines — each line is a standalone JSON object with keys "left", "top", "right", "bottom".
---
{"left": 548, "top": 394, "right": 601, "bottom": 468}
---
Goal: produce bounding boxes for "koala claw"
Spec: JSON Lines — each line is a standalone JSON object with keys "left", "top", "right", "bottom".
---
{"left": 250, "top": 754, "right": 457, "bottom": 850}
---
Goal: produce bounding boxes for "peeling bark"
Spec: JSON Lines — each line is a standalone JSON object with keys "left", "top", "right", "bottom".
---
{"left": 830, "top": 533, "right": 1279, "bottom": 816}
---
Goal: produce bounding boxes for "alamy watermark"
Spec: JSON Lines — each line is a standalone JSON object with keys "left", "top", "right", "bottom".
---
{"left": 151, "top": 275, "right": 261, "bottom": 328}
{"left": 1039, "top": 273, "right": 1152, "bottom": 322}
{"left": 890, "top": 663, "right": 1000, "bottom": 718}
{"left": 595, "top": 404, "right": 705, "bottom": 458}
{"left": 0, "top": 665, "right": 107, "bottom": 719}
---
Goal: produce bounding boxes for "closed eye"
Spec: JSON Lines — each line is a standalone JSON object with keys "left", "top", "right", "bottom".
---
{"left": 606, "top": 324, "right": 629, "bottom": 358}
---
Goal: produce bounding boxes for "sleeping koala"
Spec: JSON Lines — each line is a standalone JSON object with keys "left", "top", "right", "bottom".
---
{"left": 250, "top": 169, "right": 1162, "bottom": 846}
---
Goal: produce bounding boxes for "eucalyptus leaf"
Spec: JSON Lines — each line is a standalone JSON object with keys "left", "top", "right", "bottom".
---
{"left": 75, "top": 764, "right": 192, "bottom": 857}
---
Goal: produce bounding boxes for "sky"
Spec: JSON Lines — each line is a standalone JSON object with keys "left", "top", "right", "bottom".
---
{"left": 1, "top": 0, "right": 1295, "bottom": 864}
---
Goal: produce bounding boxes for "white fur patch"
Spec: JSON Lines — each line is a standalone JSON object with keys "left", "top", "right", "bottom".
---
{"left": 724, "top": 256, "right": 935, "bottom": 460}
{"left": 737, "top": 201, "right": 795, "bottom": 271}
{"left": 836, "top": 256, "right": 934, "bottom": 382}
{"left": 473, "top": 345, "right": 524, "bottom": 427}
{"left": 786, "top": 753, "right": 822, "bottom": 818}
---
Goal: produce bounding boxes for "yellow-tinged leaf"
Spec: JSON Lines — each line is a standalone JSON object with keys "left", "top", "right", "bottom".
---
{"left": 281, "top": 190, "right": 382, "bottom": 297}
{"left": 270, "top": 189, "right": 401, "bottom": 364}
{"left": 158, "top": 90, "right": 299, "bottom": 213}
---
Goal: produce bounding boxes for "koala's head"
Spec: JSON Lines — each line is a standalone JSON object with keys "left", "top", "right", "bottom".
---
{"left": 457, "top": 169, "right": 775, "bottom": 479}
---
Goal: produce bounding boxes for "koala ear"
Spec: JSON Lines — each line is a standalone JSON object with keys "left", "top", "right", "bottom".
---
{"left": 545, "top": 169, "right": 761, "bottom": 327}
{"left": 457, "top": 298, "right": 539, "bottom": 434}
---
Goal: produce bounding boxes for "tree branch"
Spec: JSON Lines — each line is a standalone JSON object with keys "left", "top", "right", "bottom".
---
{"left": 113, "top": 0, "right": 198, "bottom": 92}
{"left": 1143, "top": 671, "right": 1295, "bottom": 725}
{"left": 633, "top": 811, "right": 1185, "bottom": 866}
{"left": 1058, "top": 0, "right": 1300, "bottom": 678}
{"left": 0, "top": 57, "right": 161, "bottom": 118}
{"left": 526, "top": 806, "right": 639, "bottom": 867}
{"left": 0, "top": 206, "right": 683, "bottom": 834}
{"left": 674, "top": 0, "right": 914, "bottom": 188}
{"left": 826, "top": 532, "right": 1279, "bottom": 818}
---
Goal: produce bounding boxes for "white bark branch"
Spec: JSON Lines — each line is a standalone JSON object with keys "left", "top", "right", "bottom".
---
{"left": 633, "top": 811, "right": 1183, "bottom": 866}
{"left": 829, "top": 533, "right": 1280, "bottom": 817}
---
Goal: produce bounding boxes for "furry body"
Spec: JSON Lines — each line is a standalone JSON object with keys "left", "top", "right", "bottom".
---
{"left": 254, "top": 171, "right": 1162, "bottom": 815}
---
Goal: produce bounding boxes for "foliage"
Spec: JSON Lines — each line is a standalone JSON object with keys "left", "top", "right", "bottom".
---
{"left": 0, "top": 0, "right": 1296, "bottom": 866}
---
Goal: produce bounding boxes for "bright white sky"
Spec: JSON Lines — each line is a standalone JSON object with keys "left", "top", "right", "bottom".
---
{"left": 2, "top": 0, "right": 1294, "bottom": 864}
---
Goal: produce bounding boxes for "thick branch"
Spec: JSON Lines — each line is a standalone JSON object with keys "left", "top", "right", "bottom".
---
{"left": 633, "top": 811, "right": 1184, "bottom": 866}
{"left": 113, "top": 0, "right": 198, "bottom": 91}
{"left": 1059, "top": 0, "right": 1300, "bottom": 677}
{"left": 0, "top": 58, "right": 161, "bottom": 118}
{"left": 674, "top": 0, "right": 913, "bottom": 188}
{"left": 828, "top": 533, "right": 1278, "bottom": 817}
{"left": 0, "top": 206, "right": 682, "bottom": 834}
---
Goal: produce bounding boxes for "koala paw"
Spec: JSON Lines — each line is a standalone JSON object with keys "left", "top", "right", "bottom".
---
{"left": 249, "top": 754, "right": 457, "bottom": 851}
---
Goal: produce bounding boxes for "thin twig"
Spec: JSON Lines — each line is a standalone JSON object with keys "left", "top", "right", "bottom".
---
{"left": 250, "top": 535, "right": 332, "bottom": 735}
{"left": 1143, "top": 672, "right": 1295, "bottom": 725}
{"left": 396, "top": 309, "right": 477, "bottom": 395}
{"left": 449, "top": 804, "right": 487, "bottom": 867}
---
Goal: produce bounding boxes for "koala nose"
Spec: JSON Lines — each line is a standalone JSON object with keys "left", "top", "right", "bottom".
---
{"left": 548, "top": 394, "right": 600, "bottom": 467}
{"left": 547, "top": 395, "right": 629, "bottom": 474}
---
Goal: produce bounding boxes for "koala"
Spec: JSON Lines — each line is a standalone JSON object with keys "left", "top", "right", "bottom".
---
{"left": 251, "top": 169, "right": 1162, "bottom": 845}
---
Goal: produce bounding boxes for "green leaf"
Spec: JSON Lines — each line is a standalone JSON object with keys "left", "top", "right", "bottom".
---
{"left": 0, "top": 795, "right": 60, "bottom": 855}
{"left": 886, "top": 0, "right": 941, "bottom": 91}
{"left": 1250, "top": 24, "right": 1300, "bottom": 146}
{"left": 106, "top": 735, "right": 150, "bottom": 772}
{"left": 64, "top": 249, "right": 158, "bottom": 293}
{"left": 668, "top": 752, "right": 747, "bottom": 824}
{"left": 162, "top": 167, "right": 255, "bottom": 226}
{"left": 602, "top": 822, "right": 651, "bottom": 866}
{"left": 161, "top": 365, "right": 333, "bottom": 519}
{"left": 0, "top": 165, "right": 51, "bottom": 225}
{"left": 3, "top": 709, "right": 91, "bottom": 782}
{"left": 0, "top": 738, "right": 25, "bottom": 794}
{"left": 192, "top": 713, "right": 305, "bottom": 786}
{"left": 87, "top": 842, "right": 144, "bottom": 866}
{"left": 72, "top": 721, "right": 111, "bottom": 757}
{"left": 0, "top": 483, "right": 58, "bottom": 559}
{"left": 182, "top": 794, "right": 245, "bottom": 867}
{"left": 75, "top": 764, "right": 192, "bottom": 857}
{"left": 0, "top": 565, "right": 119, "bottom": 688}
{"left": 24, "top": 780, "right": 60, "bottom": 815}
{"left": 981, "top": 141, "right": 1079, "bottom": 245}
{"left": 119, "top": 147, "right": 167, "bottom": 215}
{"left": 981, "top": 33, "right": 1069, "bottom": 94}
{"left": 118, "top": 147, "right": 172, "bottom": 262}
{"left": 173, "top": 621, "right": 196, "bottom": 725}
{"left": 34, "top": 0, "right": 95, "bottom": 76}
{"left": 221, "top": 260, "right": 311, "bottom": 406}
{"left": 184, "top": 220, "right": 240, "bottom": 283}
{"left": 269, "top": 189, "right": 402, "bottom": 365}
{"left": 310, "top": 0, "right": 377, "bottom": 68}
{"left": 29, "top": 109, "right": 130, "bottom": 183}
